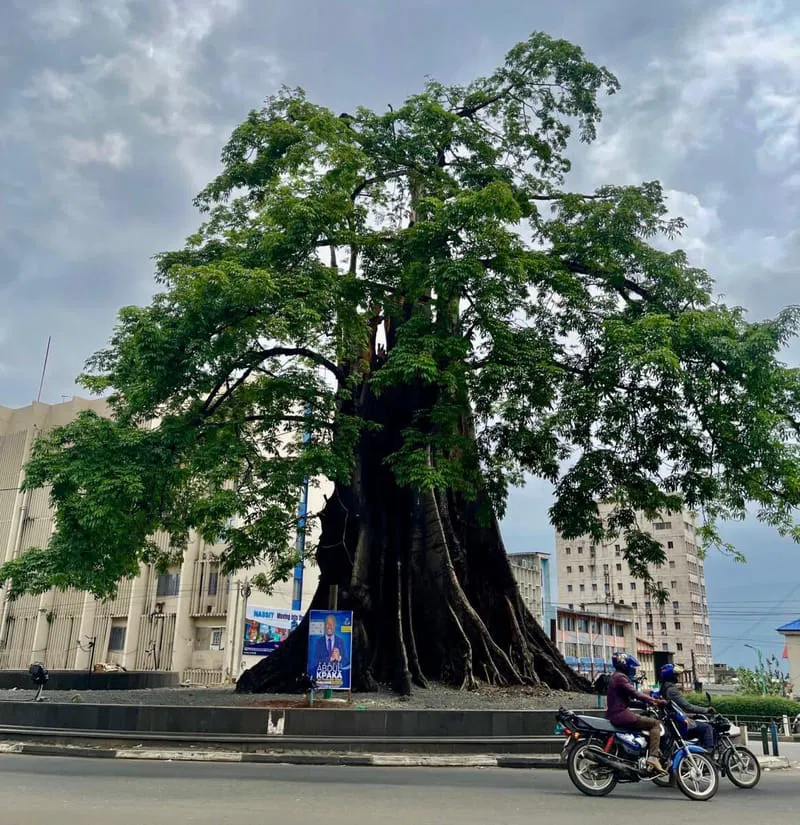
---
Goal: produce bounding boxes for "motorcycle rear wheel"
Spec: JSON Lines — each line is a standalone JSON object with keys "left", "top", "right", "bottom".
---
{"left": 724, "top": 746, "right": 761, "bottom": 789}
{"left": 566, "top": 743, "right": 618, "bottom": 797}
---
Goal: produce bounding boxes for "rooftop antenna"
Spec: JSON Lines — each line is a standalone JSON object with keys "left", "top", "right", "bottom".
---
{"left": 36, "top": 336, "right": 52, "bottom": 403}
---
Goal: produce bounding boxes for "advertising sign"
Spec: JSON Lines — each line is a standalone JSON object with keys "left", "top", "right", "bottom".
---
{"left": 307, "top": 610, "right": 353, "bottom": 690}
{"left": 243, "top": 605, "right": 304, "bottom": 656}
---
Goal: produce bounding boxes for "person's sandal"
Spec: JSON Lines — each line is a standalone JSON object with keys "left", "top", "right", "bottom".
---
{"left": 646, "top": 756, "right": 667, "bottom": 775}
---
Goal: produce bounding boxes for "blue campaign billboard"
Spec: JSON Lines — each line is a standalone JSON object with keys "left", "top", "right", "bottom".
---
{"left": 307, "top": 610, "right": 353, "bottom": 690}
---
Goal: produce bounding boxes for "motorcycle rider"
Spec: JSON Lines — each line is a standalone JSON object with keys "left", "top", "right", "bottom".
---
{"left": 606, "top": 652, "right": 667, "bottom": 774}
{"left": 658, "top": 664, "right": 715, "bottom": 750}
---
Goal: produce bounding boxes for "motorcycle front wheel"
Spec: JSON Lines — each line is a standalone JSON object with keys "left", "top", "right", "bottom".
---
{"left": 724, "top": 746, "right": 761, "bottom": 789}
{"left": 674, "top": 751, "right": 719, "bottom": 801}
{"left": 566, "top": 743, "right": 618, "bottom": 797}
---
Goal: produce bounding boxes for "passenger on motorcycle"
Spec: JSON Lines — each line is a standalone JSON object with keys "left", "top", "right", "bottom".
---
{"left": 658, "top": 664, "right": 715, "bottom": 750}
{"left": 606, "top": 652, "right": 667, "bottom": 774}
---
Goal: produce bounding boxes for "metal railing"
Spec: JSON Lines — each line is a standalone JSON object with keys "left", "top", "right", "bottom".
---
{"left": 181, "top": 668, "right": 227, "bottom": 686}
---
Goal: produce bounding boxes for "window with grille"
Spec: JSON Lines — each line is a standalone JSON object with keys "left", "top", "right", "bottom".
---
{"left": 108, "top": 626, "right": 126, "bottom": 651}
{"left": 208, "top": 571, "right": 219, "bottom": 596}
{"left": 156, "top": 573, "right": 180, "bottom": 597}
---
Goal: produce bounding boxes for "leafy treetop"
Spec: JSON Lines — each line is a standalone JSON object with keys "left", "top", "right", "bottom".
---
{"left": 2, "top": 32, "right": 800, "bottom": 603}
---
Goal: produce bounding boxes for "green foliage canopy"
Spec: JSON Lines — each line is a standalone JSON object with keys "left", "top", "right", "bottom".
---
{"left": 3, "top": 32, "right": 800, "bottom": 602}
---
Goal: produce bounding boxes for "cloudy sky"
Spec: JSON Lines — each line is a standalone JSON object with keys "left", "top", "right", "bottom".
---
{"left": 2, "top": 0, "right": 799, "bottom": 669}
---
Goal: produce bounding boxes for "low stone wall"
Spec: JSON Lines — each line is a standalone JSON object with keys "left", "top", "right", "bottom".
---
{"left": 0, "top": 670, "right": 180, "bottom": 691}
{"left": 0, "top": 701, "right": 600, "bottom": 738}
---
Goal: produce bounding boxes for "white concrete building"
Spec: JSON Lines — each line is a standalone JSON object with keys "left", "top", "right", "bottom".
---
{"left": 778, "top": 620, "right": 800, "bottom": 694}
{"left": 0, "top": 398, "right": 330, "bottom": 683}
{"left": 555, "top": 502, "right": 715, "bottom": 684}
{"left": 508, "top": 551, "right": 548, "bottom": 626}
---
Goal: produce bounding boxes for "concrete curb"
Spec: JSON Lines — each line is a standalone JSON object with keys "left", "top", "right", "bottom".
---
{"left": 0, "top": 740, "right": 792, "bottom": 772}
{"left": 0, "top": 741, "right": 561, "bottom": 769}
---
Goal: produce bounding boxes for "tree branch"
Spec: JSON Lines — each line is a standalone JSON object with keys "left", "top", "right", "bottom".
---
{"left": 200, "top": 346, "right": 344, "bottom": 417}
{"left": 351, "top": 170, "right": 408, "bottom": 201}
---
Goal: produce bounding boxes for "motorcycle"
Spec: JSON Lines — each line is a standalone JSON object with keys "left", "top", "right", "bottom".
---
{"left": 650, "top": 692, "right": 760, "bottom": 790}
{"left": 556, "top": 703, "right": 719, "bottom": 801}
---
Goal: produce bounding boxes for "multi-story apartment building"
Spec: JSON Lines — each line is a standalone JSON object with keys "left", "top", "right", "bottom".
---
{"left": 0, "top": 398, "right": 330, "bottom": 683}
{"left": 508, "top": 551, "right": 551, "bottom": 627}
{"left": 555, "top": 502, "right": 714, "bottom": 684}
{"left": 555, "top": 602, "right": 635, "bottom": 680}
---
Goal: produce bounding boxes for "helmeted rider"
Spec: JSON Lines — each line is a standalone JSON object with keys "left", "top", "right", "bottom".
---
{"left": 606, "top": 652, "right": 666, "bottom": 774}
{"left": 658, "top": 664, "right": 715, "bottom": 750}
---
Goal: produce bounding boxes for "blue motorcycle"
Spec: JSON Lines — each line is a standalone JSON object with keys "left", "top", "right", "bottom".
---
{"left": 556, "top": 702, "right": 719, "bottom": 801}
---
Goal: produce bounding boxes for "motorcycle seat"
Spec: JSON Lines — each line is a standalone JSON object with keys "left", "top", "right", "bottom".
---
{"left": 575, "top": 715, "right": 618, "bottom": 732}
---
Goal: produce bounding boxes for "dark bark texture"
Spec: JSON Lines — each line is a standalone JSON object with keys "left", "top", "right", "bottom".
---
{"left": 236, "top": 356, "right": 589, "bottom": 695}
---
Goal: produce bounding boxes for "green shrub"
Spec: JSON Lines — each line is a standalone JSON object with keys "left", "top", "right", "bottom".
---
{"left": 685, "top": 693, "right": 800, "bottom": 720}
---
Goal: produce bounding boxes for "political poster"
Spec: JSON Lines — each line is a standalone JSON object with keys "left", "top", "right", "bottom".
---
{"left": 243, "top": 605, "right": 304, "bottom": 656}
{"left": 307, "top": 610, "right": 353, "bottom": 690}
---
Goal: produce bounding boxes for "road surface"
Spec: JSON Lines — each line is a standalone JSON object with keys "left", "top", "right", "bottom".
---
{"left": 0, "top": 754, "right": 796, "bottom": 824}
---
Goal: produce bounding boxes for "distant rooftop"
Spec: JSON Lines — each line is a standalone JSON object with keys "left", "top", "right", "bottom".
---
{"left": 777, "top": 619, "right": 800, "bottom": 633}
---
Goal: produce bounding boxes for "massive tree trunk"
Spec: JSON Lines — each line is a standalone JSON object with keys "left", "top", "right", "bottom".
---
{"left": 236, "top": 365, "right": 589, "bottom": 695}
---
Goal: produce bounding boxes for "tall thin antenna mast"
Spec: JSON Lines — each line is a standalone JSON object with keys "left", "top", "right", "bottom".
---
{"left": 36, "top": 336, "right": 52, "bottom": 403}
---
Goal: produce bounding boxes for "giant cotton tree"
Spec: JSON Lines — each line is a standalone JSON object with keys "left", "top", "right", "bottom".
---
{"left": 4, "top": 33, "right": 800, "bottom": 695}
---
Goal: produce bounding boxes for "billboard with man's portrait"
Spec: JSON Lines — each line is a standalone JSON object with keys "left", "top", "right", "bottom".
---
{"left": 307, "top": 610, "right": 353, "bottom": 690}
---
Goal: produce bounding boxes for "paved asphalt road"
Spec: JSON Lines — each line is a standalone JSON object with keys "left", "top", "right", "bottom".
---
{"left": 0, "top": 755, "right": 796, "bottom": 825}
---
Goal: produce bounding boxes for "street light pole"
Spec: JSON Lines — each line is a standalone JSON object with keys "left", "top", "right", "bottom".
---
{"left": 745, "top": 643, "right": 767, "bottom": 695}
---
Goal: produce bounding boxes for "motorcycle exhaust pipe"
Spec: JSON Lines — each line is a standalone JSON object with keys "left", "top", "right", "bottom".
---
{"left": 585, "top": 748, "right": 637, "bottom": 778}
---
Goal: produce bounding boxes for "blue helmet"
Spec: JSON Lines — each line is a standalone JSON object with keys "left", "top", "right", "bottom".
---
{"left": 659, "top": 663, "right": 684, "bottom": 684}
{"left": 612, "top": 652, "right": 640, "bottom": 679}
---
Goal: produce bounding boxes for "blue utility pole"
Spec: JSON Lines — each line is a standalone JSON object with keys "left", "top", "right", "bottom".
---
{"left": 292, "top": 410, "right": 312, "bottom": 611}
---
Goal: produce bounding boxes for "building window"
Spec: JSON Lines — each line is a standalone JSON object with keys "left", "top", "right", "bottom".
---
{"left": 669, "top": 560, "right": 676, "bottom": 569}
{"left": 579, "top": 584, "right": 585, "bottom": 592}
{"left": 577, "top": 546, "right": 583, "bottom": 554}
{"left": 630, "top": 582, "right": 636, "bottom": 591}
{"left": 208, "top": 571, "right": 219, "bottom": 596}
{"left": 592, "top": 583, "right": 598, "bottom": 592}
{"left": 675, "top": 622, "right": 681, "bottom": 630}
{"left": 578, "top": 619, "right": 589, "bottom": 633}
{"left": 210, "top": 628, "right": 224, "bottom": 650}
{"left": 672, "top": 601, "right": 679, "bottom": 611}
{"left": 156, "top": 573, "right": 180, "bottom": 597}
{"left": 578, "top": 565, "right": 584, "bottom": 573}
{"left": 671, "top": 580, "right": 677, "bottom": 588}
{"left": 567, "top": 584, "right": 573, "bottom": 592}
{"left": 617, "top": 582, "right": 623, "bottom": 591}
{"left": 565, "top": 547, "right": 571, "bottom": 555}
{"left": 616, "top": 564, "right": 622, "bottom": 572}
{"left": 653, "top": 521, "right": 672, "bottom": 530}
{"left": 667, "top": 541, "right": 674, "bottom": 549}
{"left": 635, "top": 622, "right": 640, "bottom": 630}
{"left": 676, "top": 642, "right": 683, "bottom": 651}
{"left": 631, "top": 602, "right": 638, "bottom": 608}
{"left": 614, "top": 544, "right": 620, "bottom": 553}
{"left": 566, "top": 566, "right": 572, "bottom": 573}
{"left": 662, "top": 644, "right": 669, "bottom": 651}
{"left": 615, "top": 625, "right": 624, "bottom": 637}
{"left": 661, "top": 622, "right": 667, "bottom": 630}
{"left": 565, "top": 643, "right": 578, "bottom": 657}
{"left": 647, "top": 622, "right": 653, "bottom": 631}
{"left": 108, "top": 626, "right": 126, "bottom": 652}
